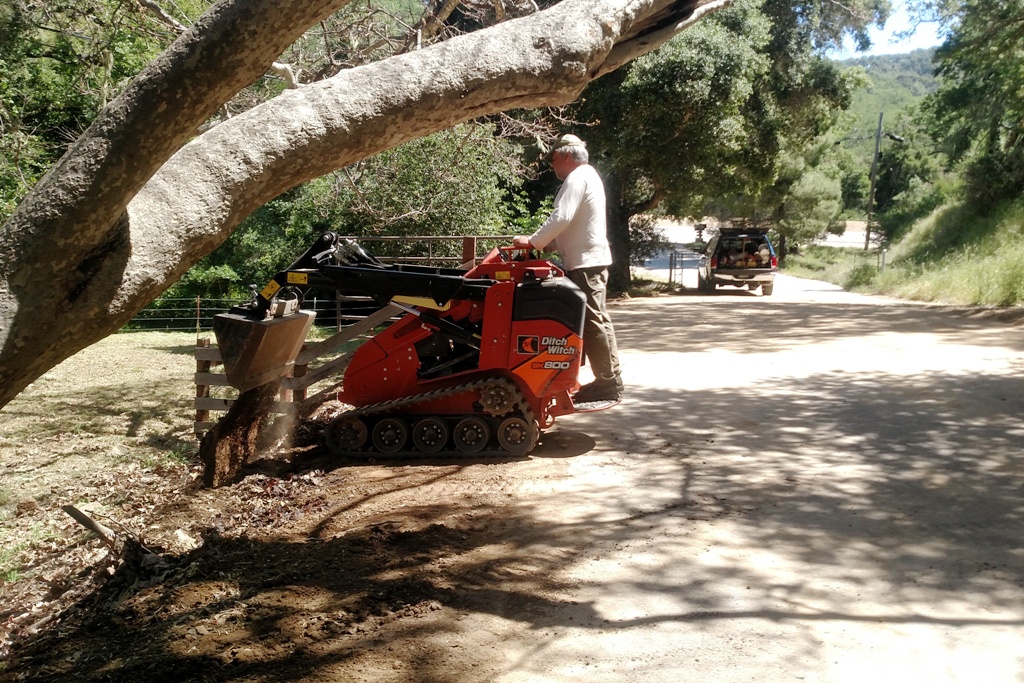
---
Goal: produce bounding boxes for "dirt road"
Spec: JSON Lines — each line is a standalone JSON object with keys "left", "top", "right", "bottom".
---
{"left": 7, "top": 274, "right": 1024, "bottom": 682}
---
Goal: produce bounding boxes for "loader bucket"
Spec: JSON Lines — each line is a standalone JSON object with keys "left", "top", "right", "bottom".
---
{"left": 212, "top": 310, "right": 316, "bottom": 393}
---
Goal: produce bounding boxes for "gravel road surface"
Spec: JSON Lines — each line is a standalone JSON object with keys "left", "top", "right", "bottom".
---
{"left": 8, "top": 273, "right": 1023, "bottom": 683}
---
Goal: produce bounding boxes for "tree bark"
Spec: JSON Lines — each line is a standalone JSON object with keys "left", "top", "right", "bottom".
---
{"left": 603, "top": 171, "right": 633, "bottom": 292}
{"left": 0, "top": 0, "right": 729, "bottom": 408}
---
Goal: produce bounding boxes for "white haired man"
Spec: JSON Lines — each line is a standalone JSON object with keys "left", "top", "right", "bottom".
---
{"left": 513, "top": 134, "right": 623, "bottom": 403}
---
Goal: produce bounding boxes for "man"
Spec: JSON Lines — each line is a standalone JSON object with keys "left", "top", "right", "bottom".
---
{"left": 513, "top": 134, "right": 623, "bottom": 403}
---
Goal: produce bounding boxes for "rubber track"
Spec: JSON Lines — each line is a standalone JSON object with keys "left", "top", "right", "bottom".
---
{"left": 324, "top": 377, "right": 539, "bottom": 459}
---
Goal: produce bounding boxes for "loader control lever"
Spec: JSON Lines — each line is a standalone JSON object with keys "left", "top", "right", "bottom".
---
{"left": 499, "top": 246, "right": 536, "bottom": 262}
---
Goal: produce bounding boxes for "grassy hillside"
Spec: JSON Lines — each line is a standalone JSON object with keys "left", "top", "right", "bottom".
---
{"left": 835, "top": 49, "right": 938, "bottom": 160}
{"left": 786, "top": 201, "right": 1024, "bottom": 306}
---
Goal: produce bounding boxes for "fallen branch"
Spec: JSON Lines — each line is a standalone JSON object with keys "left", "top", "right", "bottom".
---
{"left": 61, "top": 505, "right": 119, "bottom": 550}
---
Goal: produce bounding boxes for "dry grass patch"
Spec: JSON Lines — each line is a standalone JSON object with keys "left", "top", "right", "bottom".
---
{"left": 0, "top": 331, "right": 207, "bottom": 657}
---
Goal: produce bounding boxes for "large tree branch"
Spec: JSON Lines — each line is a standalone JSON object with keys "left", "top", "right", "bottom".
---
{"left": 0, "top": 0, "right": 350, "bottom": 401}
{"left": 0, "top": 0, "right": 728, "bottom": 407}
{"left": 597, "top": 0, "right": 731, "bottom": 77}
{"left": 1, "top": 0, "right": 350, "bottom": 270}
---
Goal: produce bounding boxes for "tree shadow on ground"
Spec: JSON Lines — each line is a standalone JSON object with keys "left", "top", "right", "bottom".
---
{"left": 7, "top": 295, "right": 1024, "bottom": 682}
{"left": 6, "top": 498, "right": 608, "bottom": 682}
{"left": 12, "top": 360, "right": 1023, "bottom": 681}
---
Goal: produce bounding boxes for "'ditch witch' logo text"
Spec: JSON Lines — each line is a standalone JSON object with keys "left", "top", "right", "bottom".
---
{"left": 517, "top": 335, "right": 578, "bottom": 356}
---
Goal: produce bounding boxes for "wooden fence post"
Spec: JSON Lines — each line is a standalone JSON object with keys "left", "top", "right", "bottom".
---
{"left": 294, "top": 344, "right": 309, "bottom": 402}
{"left": 195, "top": 338, "right": 211, "bottom": 434}
{"left": 461, "top": 236, "right": 477, "bottom": 268}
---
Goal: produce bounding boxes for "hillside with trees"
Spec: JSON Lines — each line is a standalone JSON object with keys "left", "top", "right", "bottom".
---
{"left": 833, "top": 48, "right": 938, "bottom": 164}
{"left": 840, "top": 48, "right": 938, "bottom": 115}
{"left": 789, "top": 0, "right": 1024, "bottom": 306}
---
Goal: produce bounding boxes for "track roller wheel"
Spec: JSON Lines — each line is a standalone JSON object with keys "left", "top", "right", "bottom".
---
{"left": 479, "top": 382, "right": 516, "bottom": 416}
{"left": 412, "top": 417, "right": 449, "bottom": 454}
{"left": 372, "top": 417, "right": 409, "bottom": 453}
{"left": 453, "top": 416, "right": 490, "bottom": 453}
{"left": 496, "top": 417, "right": 538, "bottom": 455}
{"left": 326, "top": 415, "right": 368, "bottom": 452}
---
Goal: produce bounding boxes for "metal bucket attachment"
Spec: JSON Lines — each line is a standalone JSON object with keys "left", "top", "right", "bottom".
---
{"left": 212, "top": 310, "right": 316, "bottom": 392}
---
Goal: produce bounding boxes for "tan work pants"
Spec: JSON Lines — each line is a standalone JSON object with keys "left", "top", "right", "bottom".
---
{"left": 567, "top": 266, "right": 621, "bottom": 386}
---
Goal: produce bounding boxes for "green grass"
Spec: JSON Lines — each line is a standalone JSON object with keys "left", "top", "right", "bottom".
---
{"left": 784, "top": 245, "right": 887, "bottom": 291}
{"left": 0, "top": 522, "right": 58, "bottom": 583}
{"left": 786, "top": 201, "right": 1024, "bottom": 306}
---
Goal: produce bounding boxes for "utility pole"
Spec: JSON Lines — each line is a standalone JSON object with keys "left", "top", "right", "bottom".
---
{"left": 865, "top": 112, "right": 883, "bottom": 251}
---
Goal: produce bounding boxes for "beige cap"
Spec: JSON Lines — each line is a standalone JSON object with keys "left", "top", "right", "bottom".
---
{"left": 543, "top": 134, "right": 587, "bottom": 160}
{"left": 554, "top": 134, "right": 586, "bottom": 150}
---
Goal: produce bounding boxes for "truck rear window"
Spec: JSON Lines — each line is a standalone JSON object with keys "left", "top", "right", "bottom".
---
{"left": 717, "top": 236, "right": 771, "bottom": 268}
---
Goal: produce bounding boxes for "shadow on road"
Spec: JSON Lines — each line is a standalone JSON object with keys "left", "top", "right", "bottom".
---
{"left": 8, "top": 292, "right": 1024, "bottom": 682}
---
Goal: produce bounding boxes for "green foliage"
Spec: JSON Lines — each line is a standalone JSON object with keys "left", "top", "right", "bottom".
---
{"left": 327, "top": 124, "right": 520, "bottom": 239}
{"left": 573, "top": 0, "right": 881, "bottom": 286}
{"left": 886, "top": 199, "right": 998, "bottom": 264}
{"left": 185, "top": 191, "right": 311, "bottom": 296}
{"left": 172, "top": 124, "right": 524, "bottom": 297}
{"left": 627, "top": 214, "right": 670, "bottom": 266}
{"left": 784, "top": 244, "right": 886, "bottom": 291}
{"left": 762, "top": 0, "right": 889, "bottom": 57}
{"left": 830, "top": 50, "right": 940, "bottom": 221}
{"left": 788, "top": 199, "right": 1024, "bottom": 306}
{"left": 825, "top": 51, "right": 950, "bottom": 241}
{"left": 844, "top": 263, "right": 878, "bottom": 289}
{"left": 583, "top": 0, "right": 777, "bottom": 217}
{"left": 834, "top": 49, "right": 939, "bottom": 162}
{"left": 0, "top": 0, "right": 178, "bottom": 222}
{"left": 836, "top": 150, "right": 870, "bottom": 215}
{"left": 872, "top": 111, "right": 941, "bottom": 204}
{"left": 174, "top": 264, "right": 242, "bottom": 299}
{"left": 777, "top": 156, "right": 844, "bottom": 242}
{"left": 506, "top": 194, "right": 553, "bottom": 235}
{"left": 1, "top": 0, "right": 909, "bottom": 294}
{"left": 923, "top": 0, "right": 1024, "bottom": 208}
{"left": 878, "top": 175, "right": 948, "bottom": 241}
{"left": 706, "top": 141, "right": 847, "bottom": 257}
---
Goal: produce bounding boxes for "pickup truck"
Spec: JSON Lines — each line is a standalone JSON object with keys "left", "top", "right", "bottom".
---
{"left": 697, "top": 228, "right": 778, "bottom": 296}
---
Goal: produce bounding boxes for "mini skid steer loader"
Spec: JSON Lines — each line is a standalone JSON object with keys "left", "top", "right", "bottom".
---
{"left": 211, "top": 232, "right": 616, "bottom": 457}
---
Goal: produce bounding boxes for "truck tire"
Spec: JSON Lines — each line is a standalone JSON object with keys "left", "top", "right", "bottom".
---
{"left": 761, "top": 283, "right": 774, "bottom": 296}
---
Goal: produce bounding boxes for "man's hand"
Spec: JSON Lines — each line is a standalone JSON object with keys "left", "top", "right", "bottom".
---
{"left": 512, "top": 236, "right": 533, "bottom": 250}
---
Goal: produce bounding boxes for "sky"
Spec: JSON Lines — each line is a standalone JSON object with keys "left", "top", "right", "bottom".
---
{"left": 828, "top": 1, "right": 943, "bottom": 60}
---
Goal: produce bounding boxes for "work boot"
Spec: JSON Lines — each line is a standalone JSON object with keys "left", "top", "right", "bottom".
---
{"left": 573, "top": 380, "right": 621, "bottom": 403}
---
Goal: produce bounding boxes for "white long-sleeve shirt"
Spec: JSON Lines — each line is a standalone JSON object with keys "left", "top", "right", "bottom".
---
{"left": 528, "top": 164, "right": 612, "bottom": 271}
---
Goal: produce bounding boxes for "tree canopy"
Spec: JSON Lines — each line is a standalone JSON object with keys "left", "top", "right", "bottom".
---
{"left": 924, "top": 0, "right": 1024, "bottom": 208}
{"left": 186, "top": 123, "right": 525, "bottom": 296}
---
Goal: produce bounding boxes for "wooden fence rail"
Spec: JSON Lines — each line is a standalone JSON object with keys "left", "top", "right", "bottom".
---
{"left": 194, "top": 304, "right": 400, "bottom": 437}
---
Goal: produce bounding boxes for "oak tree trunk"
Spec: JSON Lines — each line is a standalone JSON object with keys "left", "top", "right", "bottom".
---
{"left": 603, "top": 171, "right": 634, "bottom": 292}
